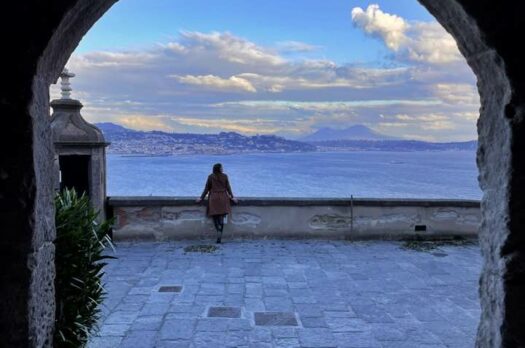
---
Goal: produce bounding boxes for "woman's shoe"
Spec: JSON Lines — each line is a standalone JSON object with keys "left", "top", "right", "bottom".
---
{"left": 216, "top": 238, "right": 221, "bottom": 244}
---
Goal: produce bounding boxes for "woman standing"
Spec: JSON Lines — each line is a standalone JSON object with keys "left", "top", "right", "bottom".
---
{"left": 196, "top": 163, "right": 238, "bottom": 243}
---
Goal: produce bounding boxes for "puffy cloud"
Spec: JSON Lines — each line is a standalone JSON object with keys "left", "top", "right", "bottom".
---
{"left": 66, "top": 31, "right": 413, "bottom": 96}
{"left": 351, "top": 4, "right": 408, "bottom": 51}
{"left": 351, "top": 4, "right": 462, "bottom": 64}
{"left": 405, "top": 22, "right": 462, "bottom": 64}
{"left": 172, "top": 74, "right": 257, "bottom": 93}
{"left": 179, "top": 31, "right": 285, "bottom": 66}
{"left": 53, "top": 27, "right": 478, "bottom": 141}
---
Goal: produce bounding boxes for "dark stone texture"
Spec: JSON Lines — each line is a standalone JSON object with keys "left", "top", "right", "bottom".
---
{"left": 158, "top": 286, "right": 183, "bottom": 293}
{"left": 418, "top": 1, "right": 525, "bottom": 346}
{"left": 207, "top": 306, "right": 242, "bottom": 318}
{"left": 254, "top": 312, "right": 299, "bottom": 326}
{"left": 0, "top": 1, "right": 116, "bottom": 346}
{"left": 50, "top": 99, "right": 107, "bottom": 144}
{"left": 51, "top": 96, "right": 109, "bottom": 219}
{"left": 0, "top": 0, "right": 523, "bottom": 346}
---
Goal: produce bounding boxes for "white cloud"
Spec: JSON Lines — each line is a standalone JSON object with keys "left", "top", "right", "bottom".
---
{"left": 174, "top": 116, "right": 299, "bottom": 134}
{"left": 376, "top": 111, "right": 472, "bottom": 140}
{"left": 180, "top": 31, "right": 285, "bottom": 66}
{"left": 163, "top": 42, "right": 187, "bottom": 54}
{"left": 454, "top": 111, "right": 479, "bottom": 121}
{"left": 172, "top": 74, "right": 257, "bottom": 93}
{"left": 213, "top": 99, "right": 442, "bottom": 112}
{"left": 351, "top": 4, "right": 462, "bottom": 64}
{"left": 277, "top": 41, "right": 320, "bottom": 53}
{"left": 405, "top": 22, "right": 462, "bottom": 64}
{"left": 421, "top": 120, "right": 455, "bottom": 131}
{"left": 70, "top": 51, "right": 157, "bottom": 68}
{"left": 433, "top": 83, "right": 480, "bottom": 105}
{"left": 53, "top": 28, "right": 478, "bottom": 141}
{"left": 117, "top": 115, "right": 177, "bottom": 132}
{"left": 351, "top": 4, "right": 408, "bottom": 51}
{"left": 235, "top": 66, "right": 411, "bottom": 92}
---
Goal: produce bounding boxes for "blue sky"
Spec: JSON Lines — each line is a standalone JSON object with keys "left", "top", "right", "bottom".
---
{"left": 55, "top": 1, "right": 479, "bottom": 141}
{"left": 77, "top": 0, "right": 433, "bottom": 64}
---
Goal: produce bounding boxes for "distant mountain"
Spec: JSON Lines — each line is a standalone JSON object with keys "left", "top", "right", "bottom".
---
{"left": 95, "top": 122, "right": 130, "bottom": 136}
{"left": 301, "top": 125, "right": 396, "bottom": 142}
{"left": 96, "top": 122, "right": 129, "bottom": 133}
{"left": 95, "top": 122, "right": 316, "bottom": 155}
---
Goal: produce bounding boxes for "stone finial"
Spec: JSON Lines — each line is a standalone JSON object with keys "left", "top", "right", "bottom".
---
{"left": 59, "top": 68, "right": 76, "bottom": 99}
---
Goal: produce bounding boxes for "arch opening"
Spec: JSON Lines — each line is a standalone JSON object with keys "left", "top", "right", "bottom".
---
{"left": 1, "top": 0, "right": 524, "bottom": 347}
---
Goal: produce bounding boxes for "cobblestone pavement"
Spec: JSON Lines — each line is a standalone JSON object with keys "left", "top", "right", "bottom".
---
{"left": 88, "top": 240, "right": 481, "bottom": 348}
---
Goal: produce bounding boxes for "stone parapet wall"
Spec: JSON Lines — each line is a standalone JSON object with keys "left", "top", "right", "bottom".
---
{"left": 108, "top": 197, "right": 480, "bottom": 241}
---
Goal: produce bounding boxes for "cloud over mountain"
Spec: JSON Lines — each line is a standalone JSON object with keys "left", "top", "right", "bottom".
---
{"left": 53, "top": 6, "right": 479, "bottom": 142}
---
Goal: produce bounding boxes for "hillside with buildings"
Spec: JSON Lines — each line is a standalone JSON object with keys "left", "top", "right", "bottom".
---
{"left": 97, "top": 123, "right": 477, "bottom": 155}
{"left": 96, "top": 123, "right": 316, "bottom": 155}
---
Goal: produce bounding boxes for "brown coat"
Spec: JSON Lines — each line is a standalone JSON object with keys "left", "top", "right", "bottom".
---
{"left": 200, "top": 173, "right": 234, "bottom": 216}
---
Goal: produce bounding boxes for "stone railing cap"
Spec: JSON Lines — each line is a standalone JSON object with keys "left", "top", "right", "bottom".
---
{"left": 107, "top": 196, "right": 480, "bottom": 208}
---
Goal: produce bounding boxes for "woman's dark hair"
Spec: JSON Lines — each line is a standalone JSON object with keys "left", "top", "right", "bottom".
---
{"left": 212, "top": 163, "right": 223, "bottom": 174}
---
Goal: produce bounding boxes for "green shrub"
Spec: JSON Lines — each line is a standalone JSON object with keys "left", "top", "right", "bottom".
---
{"left": 54, "top": 189, "right": 115, "bottom": 347}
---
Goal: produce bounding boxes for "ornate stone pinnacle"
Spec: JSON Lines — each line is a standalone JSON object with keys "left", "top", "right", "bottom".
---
{"left": 60, "top": 68, "right": 76, "bottom": 99}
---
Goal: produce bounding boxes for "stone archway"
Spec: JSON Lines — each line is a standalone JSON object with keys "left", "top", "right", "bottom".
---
{"left": 0, "top": 1, "right": 524, "bottom": 346}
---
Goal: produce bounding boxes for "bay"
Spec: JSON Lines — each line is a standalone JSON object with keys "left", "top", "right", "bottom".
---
{"left": 107, "top": 151, "right": 482, "bottom": 199}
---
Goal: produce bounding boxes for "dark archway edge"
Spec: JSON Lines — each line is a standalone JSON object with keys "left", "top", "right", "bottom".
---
{"left": 0, "top": 0, "right": 523, "bottom": 346}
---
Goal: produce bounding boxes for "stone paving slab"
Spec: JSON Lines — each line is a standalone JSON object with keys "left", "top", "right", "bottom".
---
{"left": 88, "top": 240, "right": 481, "bottom": 347}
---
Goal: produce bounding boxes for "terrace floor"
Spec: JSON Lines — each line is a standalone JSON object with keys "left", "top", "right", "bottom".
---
{"left": 88, "top": 240, "right": 481, "bottom": 348}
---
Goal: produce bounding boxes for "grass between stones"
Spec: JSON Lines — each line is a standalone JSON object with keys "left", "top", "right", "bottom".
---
{"left": 401, "top": 238, "right": 477, "bottom": 252}
{"left": 183, "top": 244, "right": 219, "bottom": 253}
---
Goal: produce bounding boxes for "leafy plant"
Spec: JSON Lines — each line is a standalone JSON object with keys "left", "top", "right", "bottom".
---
{"left": 54, "top": 189, "right": 115, "bottom": 347}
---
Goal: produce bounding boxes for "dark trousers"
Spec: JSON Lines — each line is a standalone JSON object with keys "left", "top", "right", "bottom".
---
{"left": 212, "top": 214, "right": 226, "bottom": 240}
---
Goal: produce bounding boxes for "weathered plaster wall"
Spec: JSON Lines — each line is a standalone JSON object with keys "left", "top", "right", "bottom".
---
{"left": 109, "top": 197, "right": 480, "bottom": 241}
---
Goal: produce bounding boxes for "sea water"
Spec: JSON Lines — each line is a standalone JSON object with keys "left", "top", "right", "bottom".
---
{"left": 107, "top": 151, "right": 481, "bottom": 199}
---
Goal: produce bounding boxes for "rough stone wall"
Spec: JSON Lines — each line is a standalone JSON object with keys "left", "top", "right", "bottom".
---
{"left": 419, "top": 1, "right": 525, "bottom": 346}
{"left": 0, "top": 1, "right": 116, "bottom": 346}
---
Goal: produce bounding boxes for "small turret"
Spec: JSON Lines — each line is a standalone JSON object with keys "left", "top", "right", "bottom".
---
{"left": 50, "top": 68, "right": 110, "bottom": 218}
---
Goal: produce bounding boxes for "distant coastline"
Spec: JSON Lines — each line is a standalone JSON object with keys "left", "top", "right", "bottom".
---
{"left": 97, "top": 122, "right": 477, "bottom": 156}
